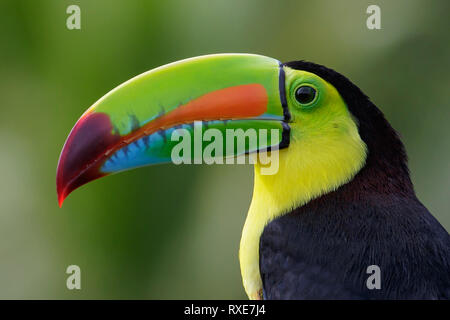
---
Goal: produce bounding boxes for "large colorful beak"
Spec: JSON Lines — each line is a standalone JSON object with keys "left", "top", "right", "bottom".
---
{"left": 56, "top": 54, "right": 290, "bottom": 206}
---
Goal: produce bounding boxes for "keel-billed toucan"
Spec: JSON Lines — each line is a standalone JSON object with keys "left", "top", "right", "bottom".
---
{"left": 56, "top": 54, "right": 450, "bottom": 299}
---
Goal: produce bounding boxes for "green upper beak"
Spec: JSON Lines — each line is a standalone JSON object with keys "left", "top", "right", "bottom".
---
{"left": 56, "top": 54, "right": 290, "bottom": 206}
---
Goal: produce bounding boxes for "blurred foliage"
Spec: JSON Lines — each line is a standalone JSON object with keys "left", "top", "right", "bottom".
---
{"left": 0, "top": 0, "right": 448, "bottom": 299}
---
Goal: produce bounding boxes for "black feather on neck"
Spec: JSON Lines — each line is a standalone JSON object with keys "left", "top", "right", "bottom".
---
{"left": 259, "top": 62, "right": 449, "bottom": 299}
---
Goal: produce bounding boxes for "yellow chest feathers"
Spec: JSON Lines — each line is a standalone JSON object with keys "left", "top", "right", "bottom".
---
{"left": 238, "top": 112, "right": 367, "bottom": 299}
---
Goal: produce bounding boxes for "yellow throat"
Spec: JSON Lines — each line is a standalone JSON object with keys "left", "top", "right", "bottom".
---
{"left": 238, "top": 97, "right": 368, "bottom": 299}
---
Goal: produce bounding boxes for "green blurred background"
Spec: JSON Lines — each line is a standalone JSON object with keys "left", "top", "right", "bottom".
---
{"left": 0, "top": 0, "right": 448, "bottom": 299}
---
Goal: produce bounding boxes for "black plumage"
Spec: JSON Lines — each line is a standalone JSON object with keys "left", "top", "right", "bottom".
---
{"left": 259, "top": 61, "right": 450, "bottom": 299}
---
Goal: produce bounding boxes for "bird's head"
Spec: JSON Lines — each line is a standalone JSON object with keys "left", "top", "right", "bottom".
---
{"left": 57, "top": 54, "right": 409, "bottom": 210}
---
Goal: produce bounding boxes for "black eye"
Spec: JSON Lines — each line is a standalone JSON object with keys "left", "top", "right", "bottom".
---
{"left": 295, "top": 86, "right": 317, "bottom": 105}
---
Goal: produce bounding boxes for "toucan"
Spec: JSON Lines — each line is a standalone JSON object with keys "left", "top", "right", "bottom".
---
{"left": 56, "top": 54, "right": 450, "bottom": 299}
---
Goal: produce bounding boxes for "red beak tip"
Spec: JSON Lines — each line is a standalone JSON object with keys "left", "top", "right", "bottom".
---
{"left": 57, "top": 190, "right": 66, "bottom": 208}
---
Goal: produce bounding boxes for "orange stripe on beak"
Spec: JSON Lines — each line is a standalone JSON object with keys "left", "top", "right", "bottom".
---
{"left": 166, "top": 83, "right": 268, "bottom": 122}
